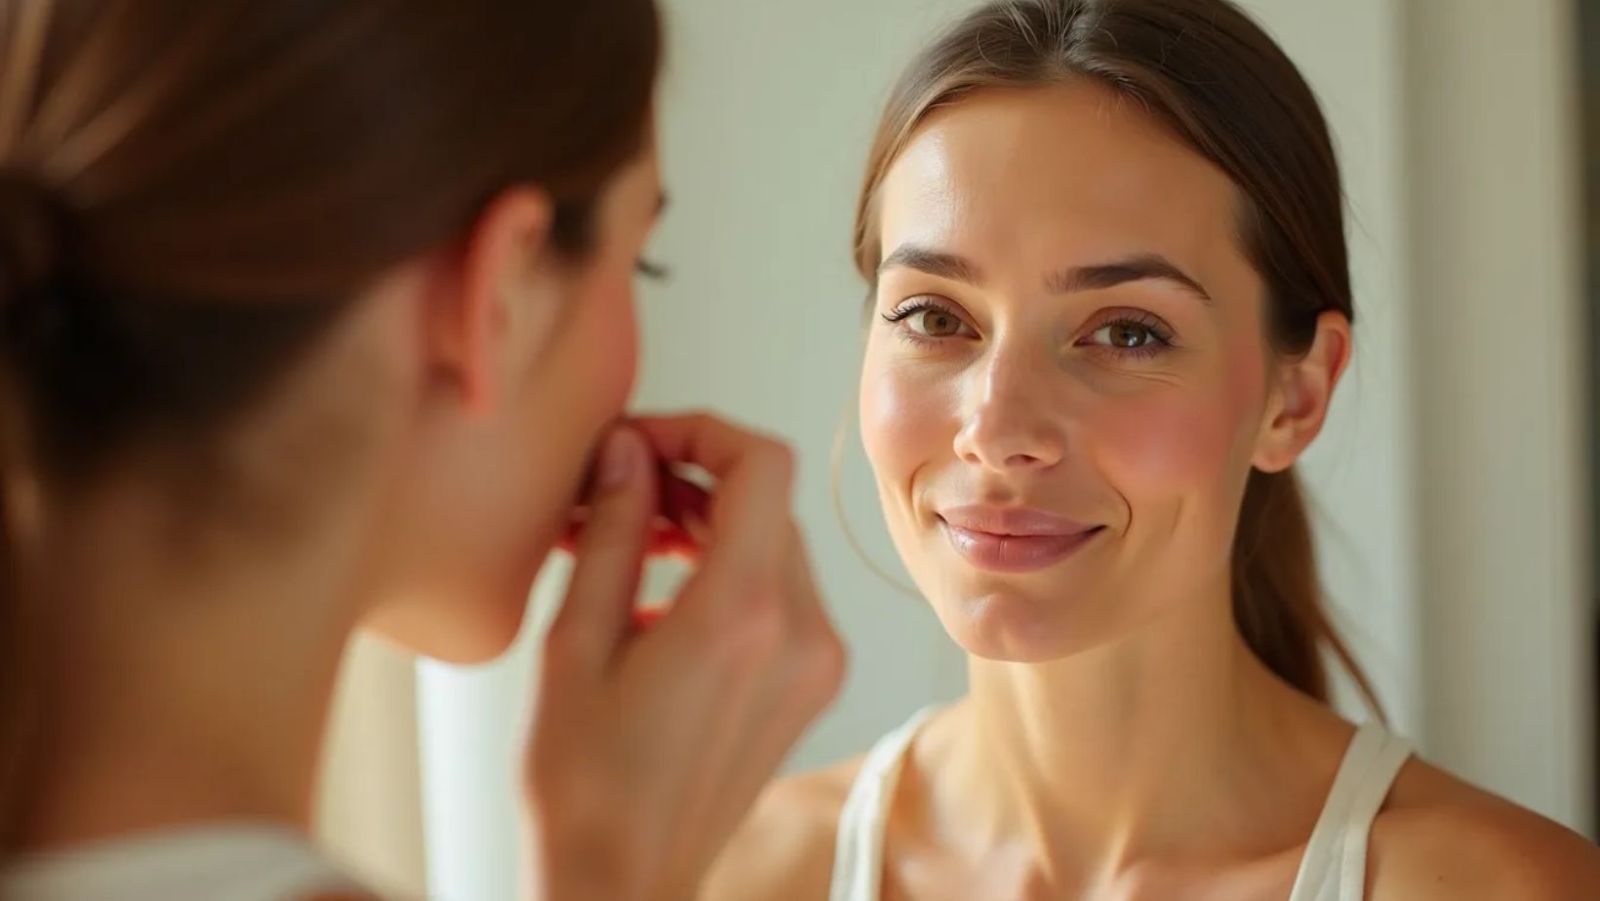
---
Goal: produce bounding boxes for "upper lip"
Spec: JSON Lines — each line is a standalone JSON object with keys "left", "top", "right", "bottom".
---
{"left": 937, "top": 505, "right": 1097, "bottom": 537}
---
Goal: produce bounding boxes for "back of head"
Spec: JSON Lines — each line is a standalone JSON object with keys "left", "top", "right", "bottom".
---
{"left": 0, "top": 0, "right": 660, "bottom": 845}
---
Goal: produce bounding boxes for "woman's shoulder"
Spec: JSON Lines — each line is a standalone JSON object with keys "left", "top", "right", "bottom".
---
{"left": 697, "top": 754, "right": 866, "bottom": 901}
{"left": 1367, "top": 755, "right": 1600, "bottom": 900}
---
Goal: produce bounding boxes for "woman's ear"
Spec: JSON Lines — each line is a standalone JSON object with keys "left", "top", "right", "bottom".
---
{"left": 424, "top": 186, "right": 554, "bottom": 415}
{"left": 1252, "top": 310, "right": 1351, "bottom": 473}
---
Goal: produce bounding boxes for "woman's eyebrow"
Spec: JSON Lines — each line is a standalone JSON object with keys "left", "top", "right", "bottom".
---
{"left": 1046, "top": 253, "right": 1213, "bottom": 304}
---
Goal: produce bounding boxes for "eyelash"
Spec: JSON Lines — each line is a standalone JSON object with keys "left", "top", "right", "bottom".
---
{"left": 636, "top": 258, "right": 670, "bottom": 280}
{"left": 881, "top": 298, "right": 966, "bottom": 347}
{"left": 881, "top": 298, "right": 1177, "bottom": 359}
{"left": 880, "top": 297, "right": 948, "bottom": 325}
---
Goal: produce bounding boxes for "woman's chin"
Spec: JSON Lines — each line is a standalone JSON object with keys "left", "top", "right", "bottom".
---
{"left": 935, "top": 589, "right": 1104, "bottom": 663}
{"left": 363, "top": 588, "right": 529, "bottom": 665}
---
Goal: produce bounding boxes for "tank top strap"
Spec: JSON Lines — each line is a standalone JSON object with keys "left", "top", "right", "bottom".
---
{"left": 1287, "top": 722, "right": 1414, "bottom": 901}
{"left": 1335, "top": 728, "right": 1413, "bottom": 901}
{"left": 828, "top": 706, "right": 937, "bottom": 901}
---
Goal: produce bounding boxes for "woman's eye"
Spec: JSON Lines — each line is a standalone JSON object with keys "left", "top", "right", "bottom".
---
{"left": 1087, "top": 320, "right": 1170, "bottom": 351}
{"left": 1093, "top": 322, "right": 1155, "bottom": 348}
{"left": 907, "top": 308, "right": 966, "bottom": 338}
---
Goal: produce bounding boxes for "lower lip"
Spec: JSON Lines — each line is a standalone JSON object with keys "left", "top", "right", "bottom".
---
{"left": 938, "top": 520, "right": 1101, "bottom": 573}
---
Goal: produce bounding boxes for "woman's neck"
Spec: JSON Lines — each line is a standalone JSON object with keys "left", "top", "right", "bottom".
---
{"left": 926, "top": 581, "right": 1352, "bottom": 887}
{"left": 13, "top": 482, "right": 368, "bottom": 852}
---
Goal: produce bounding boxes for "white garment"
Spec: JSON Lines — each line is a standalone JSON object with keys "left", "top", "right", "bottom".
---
{"left": 829, "top": 709, "right": 1413, "bottom": 901}
{"left": 0, "top": 823, "right": 369, "bottom": 901}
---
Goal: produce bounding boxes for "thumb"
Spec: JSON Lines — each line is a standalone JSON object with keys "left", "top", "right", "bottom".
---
{"left": 546, "top": 426, "right": 657, "bottom": 669}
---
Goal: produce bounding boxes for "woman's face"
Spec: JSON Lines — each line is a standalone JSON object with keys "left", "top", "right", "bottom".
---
{"left": 860, "top": 82, "right": 1295, "bottom": 662}
{"left": 366, "top": 141, "right": 664, "bottom": 663}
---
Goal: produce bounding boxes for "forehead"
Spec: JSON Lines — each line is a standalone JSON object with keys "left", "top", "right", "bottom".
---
{"left": 878, "top": 81, "right": 1250, "bottom": 291}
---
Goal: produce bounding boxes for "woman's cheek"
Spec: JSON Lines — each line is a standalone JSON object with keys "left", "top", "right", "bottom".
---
{"left": 581, "top": 275, "right": 641, "bottom": 418}
{"left": 603, "top": 303, "right": 640, "bottom": 414}
{"left": 1088, "top": 333, "right": 1268, "bottom": 493}
{"left": 1084, "top": 387, "right": 1239, "bottom": 499}
{"left": 860, "top": 355, "right": 955, "bottom": 496}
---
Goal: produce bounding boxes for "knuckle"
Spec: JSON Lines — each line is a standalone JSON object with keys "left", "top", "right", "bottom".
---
{"left": 713, "top": 590, "right": 785, "bottom": 672}
{"left": 794, "top": 624, "right": 848, "bottom": 705}
{"left": 756, "top": 439, "right": 797, "bottom": 490}
{"left": 688, "top": 410, "right": 728, "bottom": 442}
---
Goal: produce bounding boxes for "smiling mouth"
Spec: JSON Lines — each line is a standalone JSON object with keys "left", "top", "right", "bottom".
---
{"left": 935, "top": 506, "right": 1104, "bottom": 573}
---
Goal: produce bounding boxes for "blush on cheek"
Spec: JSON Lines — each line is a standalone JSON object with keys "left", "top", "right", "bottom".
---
{"left": 1086, "top": 390, "right": 1238, "bottom": 493}
{"left": 1098, "top": 331, "right": 1270, "bottom": 485}
{"left": 1221, "top": 333, "right": 1274, "bottom": 460}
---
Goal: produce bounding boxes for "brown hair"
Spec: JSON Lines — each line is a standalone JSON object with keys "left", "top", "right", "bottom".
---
{"left": 0, "top": 0, "right": 660, "bottom": 844}
{"left": 853, "top": 0, "right": 1379, "bottom": 709}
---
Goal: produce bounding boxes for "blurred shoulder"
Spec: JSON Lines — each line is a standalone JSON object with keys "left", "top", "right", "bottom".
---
{"left": 1368, "top": 756, "right": 1600, "bottom": 900}
{"left": 698, "top": 755, "right": 864, "bottom": 901}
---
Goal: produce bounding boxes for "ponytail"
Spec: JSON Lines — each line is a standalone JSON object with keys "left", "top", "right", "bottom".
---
{"left": 1232, "top": 467, "right": 1381, "bottom": 715}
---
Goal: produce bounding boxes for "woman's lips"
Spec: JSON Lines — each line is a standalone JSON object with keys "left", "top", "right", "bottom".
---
{"left": 936, "top": 505, "right": 1102, "bottom": 573}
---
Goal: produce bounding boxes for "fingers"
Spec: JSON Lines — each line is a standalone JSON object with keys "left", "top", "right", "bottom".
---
{"left": 630, "top": 419, "right": 793, "bottom": 614}
{"left": 559, "top": 465, "right": 710, "bottom": 556}
{"left": 544, "top": 427, "right": 658, "bottom": 671}
{"left": 526, "top": 414, "right": 849, "bottom": 901}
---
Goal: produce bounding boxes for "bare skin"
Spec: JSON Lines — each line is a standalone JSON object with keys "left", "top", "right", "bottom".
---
{"left": 709, "top": 688, "right": 1599, "bottom": 899}
{"left": 702, "top": 82, "right": 1600, "bottom": 901}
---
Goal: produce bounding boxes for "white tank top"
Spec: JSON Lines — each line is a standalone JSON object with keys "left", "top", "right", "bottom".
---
{"left": 829, "top": 709, "right": 1413, "bottom": 901}
{"left": 0, "top": 823, "right": 369, "bottom": 901}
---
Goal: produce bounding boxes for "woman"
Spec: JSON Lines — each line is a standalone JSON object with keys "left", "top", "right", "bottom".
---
{"left": 706, "top": 1, "right": 1600, "bottom": 899}
{"left": 0, "top": 1, "right": 844, "bottom": 899}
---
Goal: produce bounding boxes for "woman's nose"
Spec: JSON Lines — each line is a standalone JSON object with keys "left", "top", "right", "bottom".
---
{"left": 951, "top": 347, "right": 1067, "bottom": 472}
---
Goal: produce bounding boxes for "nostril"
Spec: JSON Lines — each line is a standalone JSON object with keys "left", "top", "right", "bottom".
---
{"left": 1003, "top": 452, "right": 1050, "bottom": 469}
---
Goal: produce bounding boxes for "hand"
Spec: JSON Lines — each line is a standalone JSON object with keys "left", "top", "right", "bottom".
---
{"left": 523, "top": 414, "right": 847, "bottom": 901}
